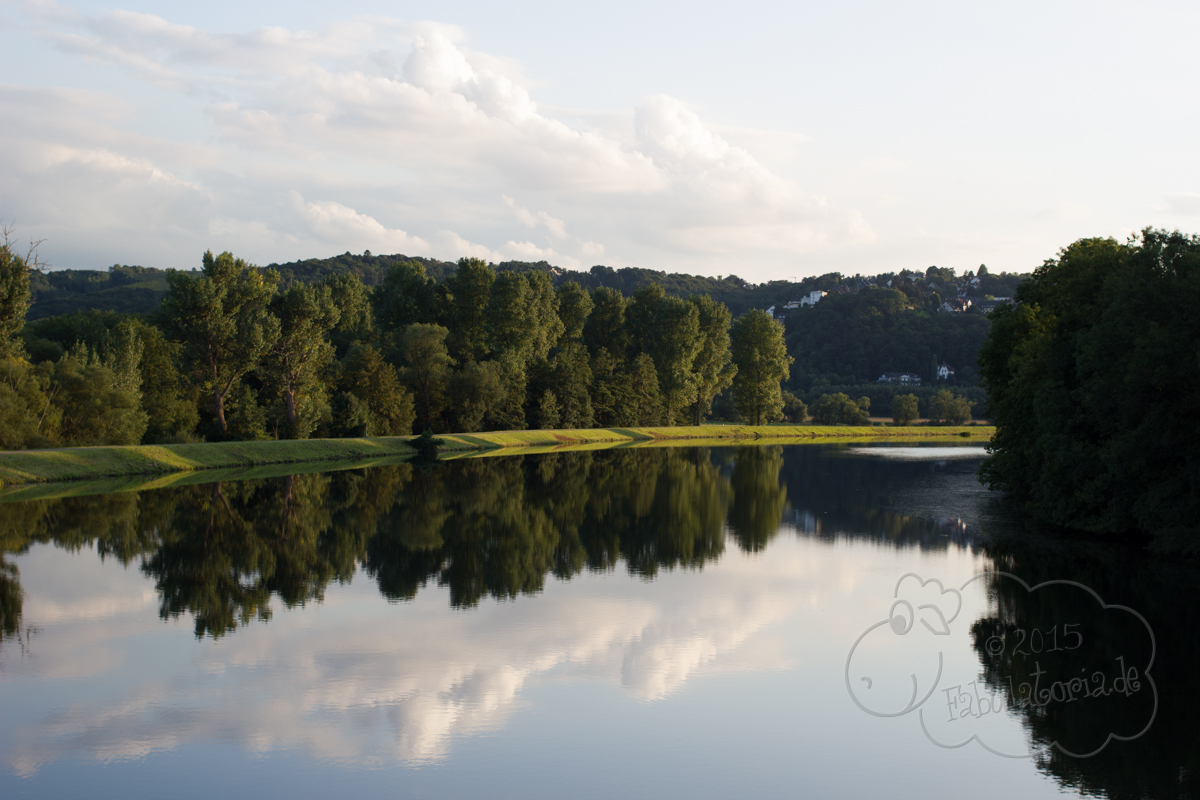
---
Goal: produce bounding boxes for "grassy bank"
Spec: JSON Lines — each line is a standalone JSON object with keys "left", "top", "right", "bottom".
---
{"left": 0, "top": 424, "right": 993, "bottom": 486}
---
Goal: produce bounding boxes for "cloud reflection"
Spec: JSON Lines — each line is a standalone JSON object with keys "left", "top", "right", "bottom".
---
{"left": 6, "top": 540, "right": 820, "bottom": 774}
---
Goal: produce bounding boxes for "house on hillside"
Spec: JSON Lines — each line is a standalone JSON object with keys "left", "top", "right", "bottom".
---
{"left": 939, "top": 298, "right": 971, "bottom": 313}
{"left": 937, "top": 363, "right": 955, "bottom": 380}
{"left": 766, "top": 305, "right": 776, "bottom": 318}
{"left": 785, "top": 290, "right": 827, "bottom": 309}
{"left": 878, "top": 372, "right": 922, "bottom": 386}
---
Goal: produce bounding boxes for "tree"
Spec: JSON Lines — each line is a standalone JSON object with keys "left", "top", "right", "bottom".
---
{"left": 979, "top": 229, "right": 1200, "bottom": 551}
{"left": 373, "top": 260, "right": 439, "bottom": 332}
{"left": 337, "top": 345, "right": 415, "bottom": 436}
{"left": 781, "top": 391, "right": 807, "bottom": 423}
{"left": 0, "top": 357, "right": 59, "bottom": 449}
{"left": 398, "top": 324, "right": 455, "bottom": 431}
{"left": 583, "top": 286, "right": 627, "bottom": 359}
{"left": 525, "top": 271, "right": 564, "bottom": 362}
{"left": 485, "top": 271, "right": 534, "bottom": 359}
{"left": 927, "top": 389, "right": 973, "bottom": 424}
{"left": 811, "top": 392, "right": 870, "bottom": 425}
{"left": 161, "top": 251, "right": 280, "bottom": 437}
{"left": 265, "top": 283, "right": 340, "bottom": 438}
{"left": 485, "top": 349, "right": 528, "bottom": 431}
{"left": 322, "top": 274, "right": 374, "bottom": 358}
{"left": 0, "top": 226, "right": 42, "bottom": 360}
{"left": 535, "top": 389, "right": 561, "bottom": 429}
{"left": 890, "top": 393, "right": 919, "bottom": 426}
{"left": 730, "top": 309, "right": 793, "bottom": 425}
{"left": 448, "top": 359, "right": 504, "bottom": 433}
{"left": 533, "top": 342, "right": 593, "bottom": 429}
{"left": 445, "top": 258, "right": 495, "bottom": 363}
{"left": 52, "top": 347, "right": 148, "bottom": 446}
{"left": 627, "top": 285, "right": 701, "bottom": 425}
{"left": 555, "top": 281, "right": 593, "bottom": 344}
{"left": 688, "top": 295, "right": 736, "bottom": 425}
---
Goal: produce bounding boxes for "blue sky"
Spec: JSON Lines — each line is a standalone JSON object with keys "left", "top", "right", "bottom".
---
{"left": 2, "top": 0, "right": 1198, "bottom": 279}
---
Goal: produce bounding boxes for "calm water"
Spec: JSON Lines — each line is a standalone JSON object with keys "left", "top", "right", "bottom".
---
{"left": 0, "top": 444, "right": 1191, "bottom": 799}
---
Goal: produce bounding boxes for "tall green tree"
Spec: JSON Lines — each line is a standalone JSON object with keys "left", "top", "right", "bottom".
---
{"left": 322, "top": 274, "right": 374, "bottom": 358}
{"left": 555, "top": 281, "right": 593, "bottom": 343}
{"left": 444, "top": 258, "right": 495, "bottom": 363}
{"left": 730, "top": 309, "right": 793, "bottom": 425}
{"left": 373, "top": 260, "right": 439, "bottom": 332}
{"left": 485, "top": 271, "right": 534, "bottom": 358}
{"left": 161, "top": 251, "right": 280, "bottom": 436}
{"left": 265, "top": 283, "right": 340, "bottom": 438}
{"left": 627, "top": 285, "right": 701, "bottom": 425}
{"left": 526, "top": 271, "right": 564, "bottom": 362}
{"left": 583, "top": 286, "right": 627, "bottom": 359}
{"left": 398, "top": 324, "right": 455, "bottom": 431}
{"left": 687, "top": 294, "right": 736, "bottom": 425}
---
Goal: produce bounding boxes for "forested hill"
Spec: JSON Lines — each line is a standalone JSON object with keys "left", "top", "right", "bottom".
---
{"left": 784, "top": 287, "right": 991, "bottom": 389}
{"left": 263, "top": 252, "right": 843, "bottom": 316}
{"left": 28, "top": 249, "right": 1026, "bottom": 321}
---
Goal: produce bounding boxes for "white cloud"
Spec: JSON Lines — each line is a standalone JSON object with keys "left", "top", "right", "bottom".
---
{"left": 6, "top": 6, "right": 870, "bottom": 275}
{"left": 502, "top": 195, "right": 567, "bottom": 238}
{"left": 290, "top": 191, "right": 429, "bottom": 252}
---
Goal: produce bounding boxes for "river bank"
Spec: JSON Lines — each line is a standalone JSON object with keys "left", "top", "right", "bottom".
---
{"left": 0, "top": 423, "right": 993, "bottom": 486}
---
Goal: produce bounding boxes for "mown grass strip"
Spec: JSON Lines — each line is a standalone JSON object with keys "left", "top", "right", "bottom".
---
{"left": 0, "top": 424, "right": 992, "bottom": 486}
{"left": 0, "top": 437, "right": 431, "bottom": 486}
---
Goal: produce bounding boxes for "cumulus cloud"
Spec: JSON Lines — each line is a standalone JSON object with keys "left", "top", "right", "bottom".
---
{"left": 7, "top": 4, "right": 870, "bottom": 273}
{"left": 290, "top": 191, "right": 429, "bottom": 252}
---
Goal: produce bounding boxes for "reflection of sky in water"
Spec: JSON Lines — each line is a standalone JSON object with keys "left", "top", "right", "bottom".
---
{"left": 0, "top": 451, "right": 1078, "bottom": 799}
{"left": 845, "top": 446, "right": 991, "bottom": 460}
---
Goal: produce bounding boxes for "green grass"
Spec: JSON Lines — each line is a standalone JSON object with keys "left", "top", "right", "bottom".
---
{"left": 0, "top": 424, "right": 993, "bottom": 486}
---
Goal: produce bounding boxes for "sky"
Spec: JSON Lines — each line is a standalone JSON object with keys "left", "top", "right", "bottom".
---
{"left": 2, "top": 0, "right": 1199, "bottom": 280}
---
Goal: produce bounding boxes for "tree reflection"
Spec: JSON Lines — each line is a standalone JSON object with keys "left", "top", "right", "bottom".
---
{"left": 970, "top": 529, "right": 1200, "bottom": 799}
{"left": 0, "top": 447, "right": 780, "bottom": 637}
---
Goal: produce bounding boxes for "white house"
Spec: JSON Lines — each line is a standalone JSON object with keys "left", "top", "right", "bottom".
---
{"left": 798, "top": 290, "right": 826, "bottom": 308}
{"left": 937, "top": 363, "right": 955, "bottom": 380}
{"left": 878, "top": 372, "right": 922, "bottom": 386}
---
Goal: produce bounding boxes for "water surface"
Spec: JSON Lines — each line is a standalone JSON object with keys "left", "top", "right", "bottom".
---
{"left": 0, "top": 444, "right": 1191, "bottom": 799}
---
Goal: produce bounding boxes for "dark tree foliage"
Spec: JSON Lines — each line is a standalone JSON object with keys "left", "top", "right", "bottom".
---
{"left": 978, "top": 229, "right": 1200, "bottom": 552}
{"left": 785, "top": 287, "right": 991, "bottom": 388}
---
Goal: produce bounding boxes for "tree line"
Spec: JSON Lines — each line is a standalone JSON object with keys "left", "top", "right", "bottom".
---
{"left": 1, "top": 244, "right": 797, "bottom": 449}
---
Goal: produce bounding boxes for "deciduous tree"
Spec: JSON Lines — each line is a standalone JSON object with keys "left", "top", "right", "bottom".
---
{"left": 161, "top": 251, "right": 280, "bottom": 436}
{"left": 730, "top": 309, "right": 793, "bottom": 425}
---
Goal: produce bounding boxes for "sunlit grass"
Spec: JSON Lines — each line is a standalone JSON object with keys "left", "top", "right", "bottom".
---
{"left": 0, "top": 424, "right": 993, "bottom": 486}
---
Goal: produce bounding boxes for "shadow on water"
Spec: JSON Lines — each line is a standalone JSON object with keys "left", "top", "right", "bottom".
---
{"left": 1, "top": 443, "right": 1198, "bottom": 798}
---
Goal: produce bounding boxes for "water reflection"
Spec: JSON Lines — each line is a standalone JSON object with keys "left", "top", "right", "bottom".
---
{"left": 0, "top": 444, "right": 1196, "bottom": 799}
{"left": 0, "top": 446, "right": 1000, "bottom": 642}
{"left": 970, "top": 531, "right": 1200, "bottom": 799}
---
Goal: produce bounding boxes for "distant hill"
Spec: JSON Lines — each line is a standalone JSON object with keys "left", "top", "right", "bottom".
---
{"left": 27, "top": 265, "right": 174, "bottom": 321}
